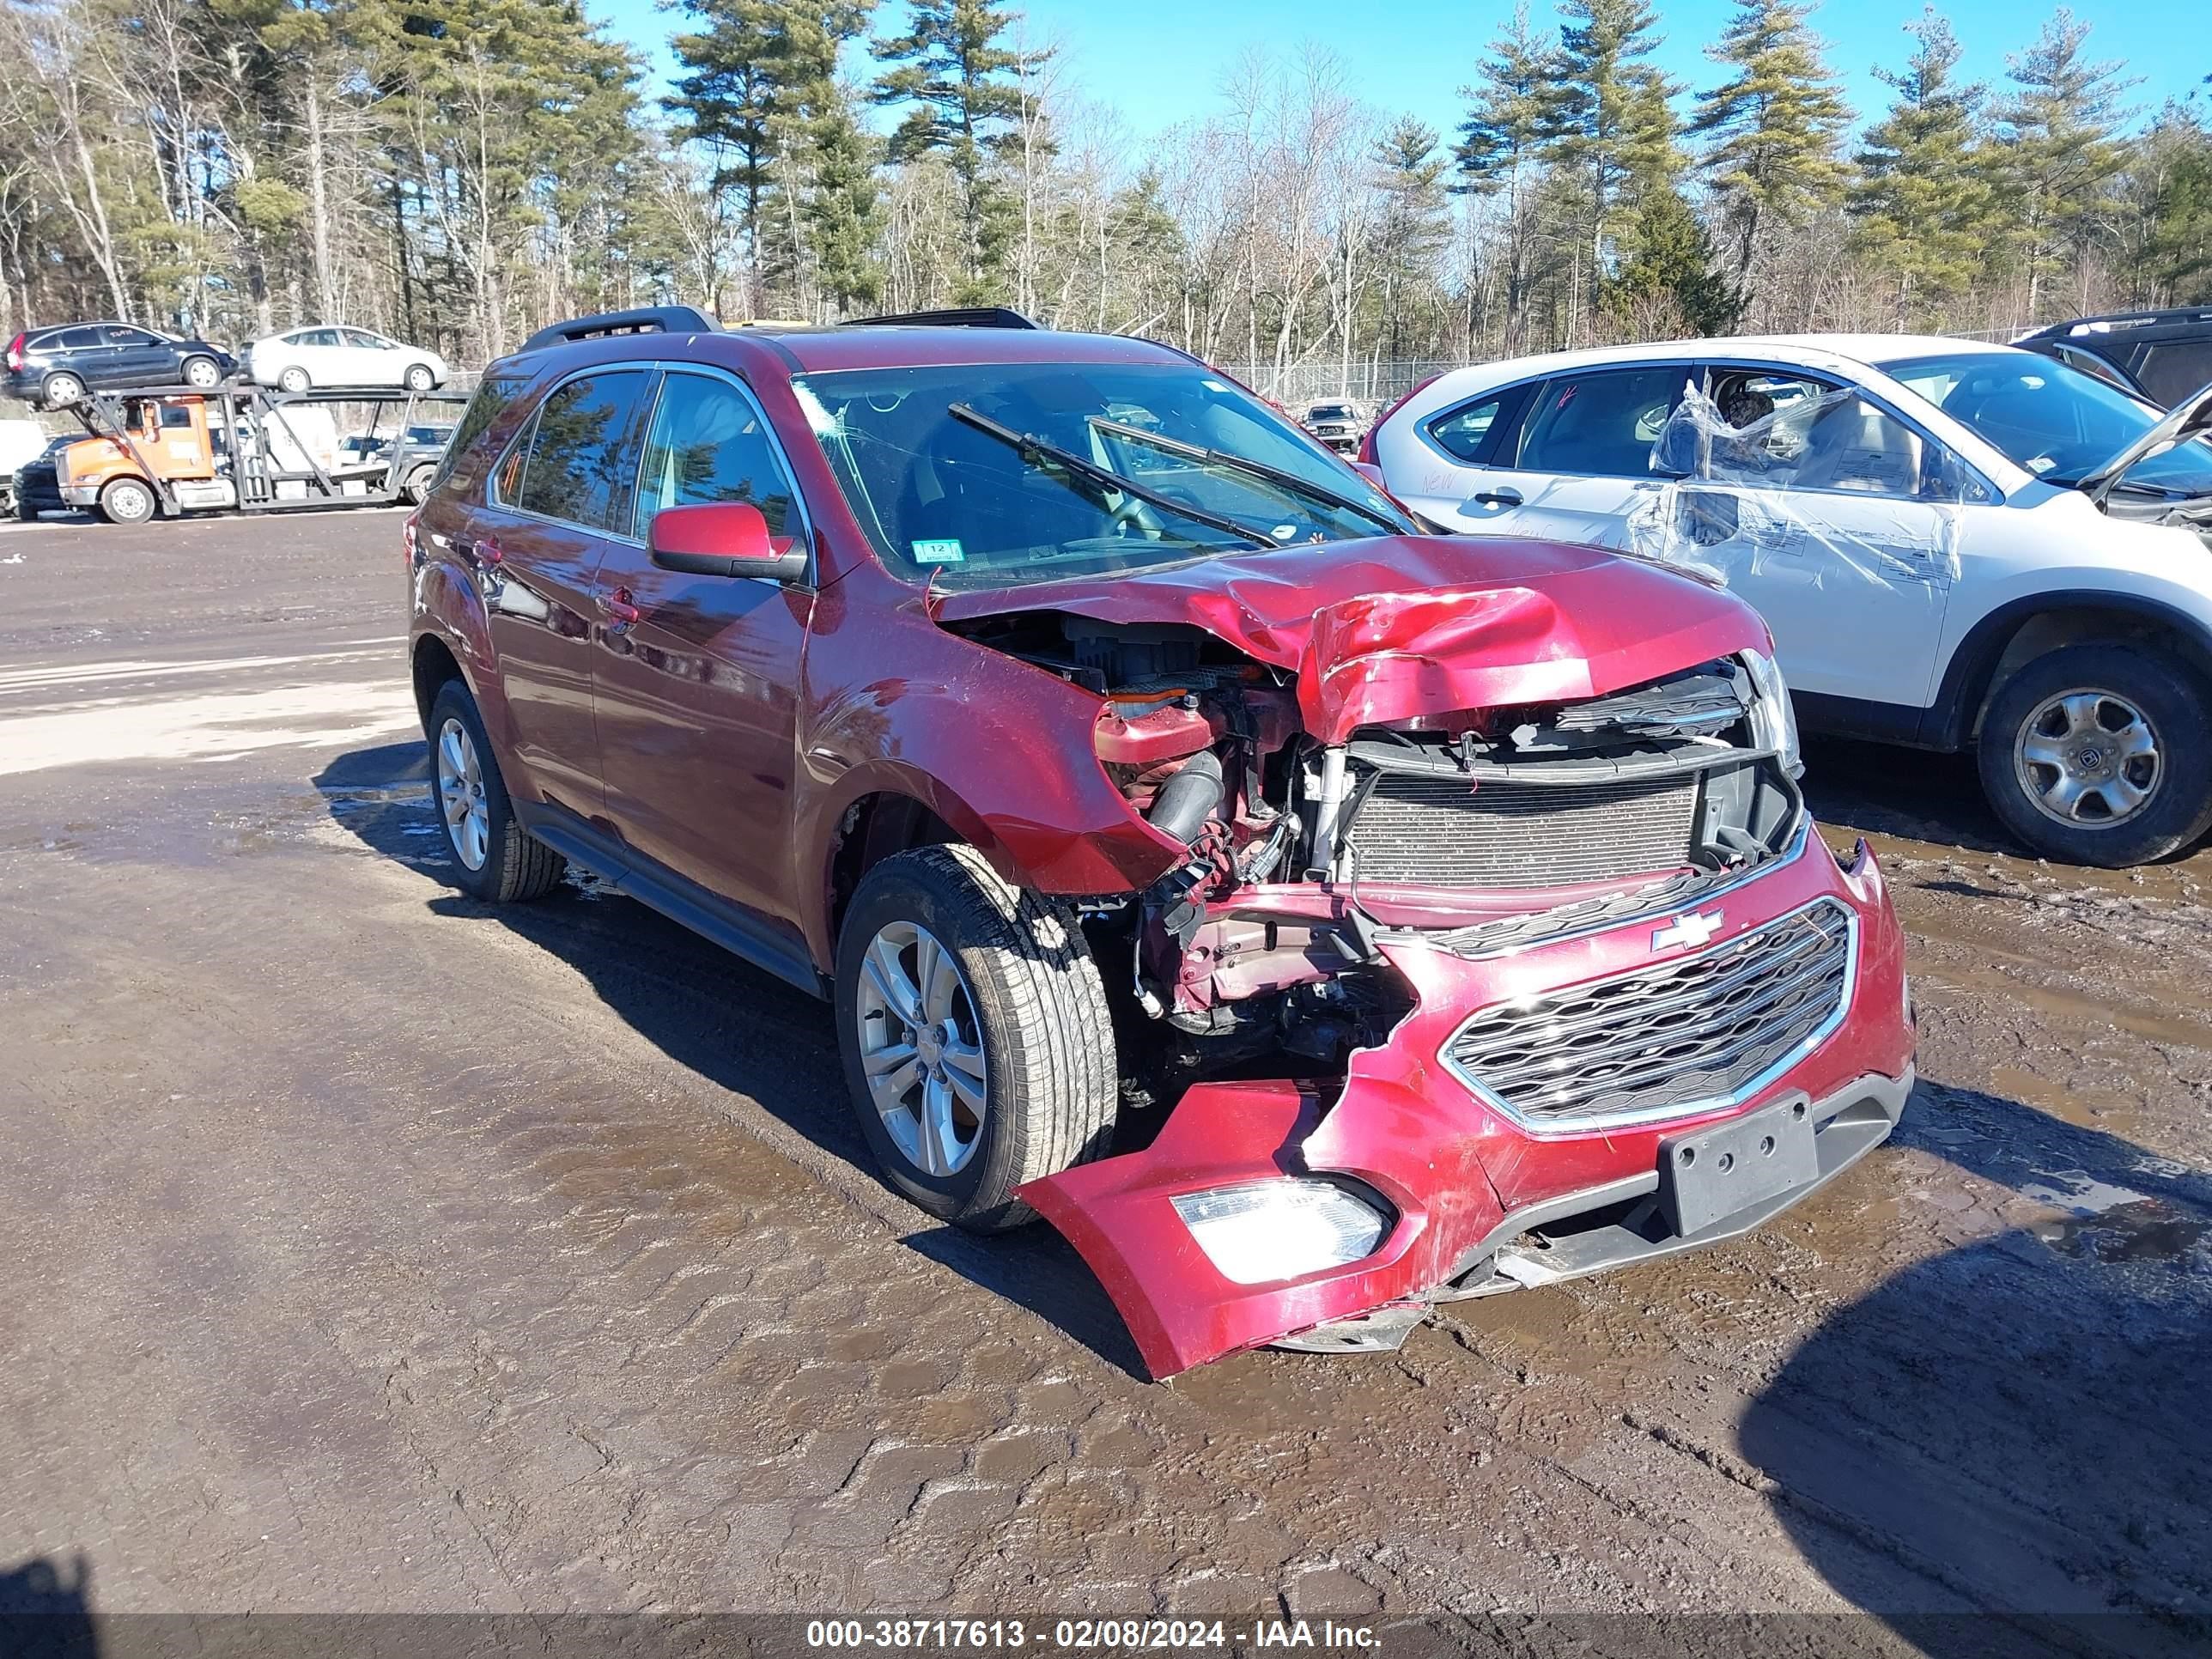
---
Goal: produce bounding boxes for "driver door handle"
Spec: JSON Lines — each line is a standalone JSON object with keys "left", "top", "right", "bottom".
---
{"left": 1472, "top": 488, "right": 1522, "bottom": 507}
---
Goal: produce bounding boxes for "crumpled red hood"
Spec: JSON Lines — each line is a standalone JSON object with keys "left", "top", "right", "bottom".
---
{"left": 933, "top": 534, "right": 1768, "bottom": 740}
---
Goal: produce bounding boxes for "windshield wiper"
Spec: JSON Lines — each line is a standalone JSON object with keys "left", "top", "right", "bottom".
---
{"left": 1088, "top": 416, "right": 1406, "bottom": 537}
{"left": 946, "top": 403, "right": 1278, "bottom": 550}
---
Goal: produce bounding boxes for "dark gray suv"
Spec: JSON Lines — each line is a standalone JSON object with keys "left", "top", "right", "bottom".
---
{"left": 4, "top": 322, "right": 235, "bottom": 407}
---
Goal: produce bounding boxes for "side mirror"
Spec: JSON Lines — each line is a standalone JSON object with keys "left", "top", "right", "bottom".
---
{"left": 1347, "top": 459, "right": 1387, "bottom": 489}
{"left": 647, "top": 501, "right": 807, "bottom": 582}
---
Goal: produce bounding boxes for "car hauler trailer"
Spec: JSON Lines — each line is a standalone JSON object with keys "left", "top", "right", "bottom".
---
{"left": 52, "top": 381, "right": 467, "bottom": 523}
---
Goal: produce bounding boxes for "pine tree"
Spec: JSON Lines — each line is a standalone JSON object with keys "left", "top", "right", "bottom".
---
{"left": 870, "top": 0, "right": 1035, "bottom": 301}
{"left": 1991, "top": 9, "right": 2138, "bottom": 319}
{"left": 1606, "top": 185, "right": 1743, "bottom": 335}
{"left": 1370, "top": 118, "right": 1450, "bottom": 362}
{"left": 1689, "top": 0, "right": 1850, "bottom": 282}
{"left": 1454, "top": 3, "right": 1570, "bottom": 349}
{"left": 1552, "top": 0, "right": 1686, "bottom": 320}
{"left": 1849, "top": 9, "right": 2000, "bottom": 324}
{"left": 805, "top": 80, "right": 884, "bottom": 313}
{"left": 668, "top": 0, "right": 787, "bottom": 309}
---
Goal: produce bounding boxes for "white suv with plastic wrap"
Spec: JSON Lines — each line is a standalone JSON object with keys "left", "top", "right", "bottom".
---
{"left": 1369, "top": 337, "right": 2212, "bottom": 866}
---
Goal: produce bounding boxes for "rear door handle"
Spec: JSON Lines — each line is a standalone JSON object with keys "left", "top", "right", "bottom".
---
{"left": 1471, "top": 489, "right": 1522, "bottom": 507}
{"left": 454, "top": 534, "right": 501, "bottom": 568}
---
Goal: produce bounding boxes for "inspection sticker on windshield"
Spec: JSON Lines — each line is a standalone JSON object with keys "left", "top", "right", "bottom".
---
{"left": 911, "top": 539, "right": 965, "bottom": 565}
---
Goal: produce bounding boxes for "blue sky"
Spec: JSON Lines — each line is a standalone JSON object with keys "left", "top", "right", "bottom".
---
{"left": 592, "top": 0, "right": 2209, "bottom": 147}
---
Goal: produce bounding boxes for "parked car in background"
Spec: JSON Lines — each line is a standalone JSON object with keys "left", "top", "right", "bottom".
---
{"left": 1368, "top": 335, "right": 2212, "bottom": 867}
{"left": 247, "top": 326, "right": 447, "bottom": 393}
{"left": 385, "top": 421, "right": 454, "bottom": 502}
{"left": 1301, "top": 399, "right": 1364, "bottom": 453}
{"left": 2014, "top": 308, "right": 2212, "bottom": 407}
{"left": 0, "top": 417, "right": 52, "bottom": 516}
{"left": 3, "top": 323, "right": 234, "bottom": 407}
{"left": 10, "top": 432, "right": 76, "bottom": 519}
{"left": 406, "top": 305, "right": 1914, "bottom": 1377}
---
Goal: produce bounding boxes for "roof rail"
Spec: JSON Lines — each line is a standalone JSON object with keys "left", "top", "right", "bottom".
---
{"left": 848, "top": 307, "right": 1038, "bottom": 331}
{"left": 2022, "top": 307, "right": 2212, "bottom": 338}
{"left": 520, "top": 306, "right": 720, "bottom": 354}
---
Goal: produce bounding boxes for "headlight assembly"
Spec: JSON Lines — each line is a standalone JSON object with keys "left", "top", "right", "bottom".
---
{"left": 1743, "top": 647, "right": 1803, "bottom": 779}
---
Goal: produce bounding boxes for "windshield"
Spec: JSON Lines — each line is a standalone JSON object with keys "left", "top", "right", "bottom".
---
{"left": 791, "top": 361, "right": 1412, "bottom": 588}
{"left": 1885, "top": 350, "right": 2212, "bottom": 497}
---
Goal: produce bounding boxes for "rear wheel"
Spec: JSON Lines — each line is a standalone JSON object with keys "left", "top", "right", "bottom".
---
{"left": 277, "top": 366, "right": 310, "bottom": 393}
{"left": 41, "top": 372, "right": 85, "bottom": 407}
{"left": 181, "top": 355, "right": 221, "bottom": 388}
{"left": 402, "top": 463, "right": 436, "bottom": 504}
{"left": 404, "top": 363, "right": 436, "bottom": 392}
{"left": 835, "top": 844, "right": 1116, "bottom": 1231}
{"left": 1977, "top": 643, "right": 2212, "bottom": 866}
{"left": 98, "top": 477, "right": 157, "bottom": 525}
{"left": 425, "top": 679, "right": 567, "bottom": 902}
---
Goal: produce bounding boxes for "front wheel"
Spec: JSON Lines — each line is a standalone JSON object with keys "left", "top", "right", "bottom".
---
{"left": 99, "top": 477, "right": 157, "bottom": 525}
{"left": 835, "top": 844, "right": 1117, "bottom": 1231}
{"left": 277, "top": 366, "right": 310, "bottom": 393}
{"left": 181, "top": 355, "right": 221, "bottom": 388}
{"left": 425, "top": 679, "right": 567, "bottom": 902}
{"left": 404, "top": 363, "right": 436, "bottom": 392}
{"left": 1977, "top": 643, "right": 2212, "bottom": 866}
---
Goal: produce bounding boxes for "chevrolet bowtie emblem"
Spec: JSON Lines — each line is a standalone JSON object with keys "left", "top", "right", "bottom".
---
{"left": 1652, "top": 910, "right": 1723, "bottom": 951}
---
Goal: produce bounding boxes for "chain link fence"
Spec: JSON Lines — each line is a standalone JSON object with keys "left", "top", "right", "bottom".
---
{"left": 1214, "top": 360, "right": 1461, "bottom": 415}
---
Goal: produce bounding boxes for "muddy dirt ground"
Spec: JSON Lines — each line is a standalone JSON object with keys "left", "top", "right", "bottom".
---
{"left": 1, "top": 510, "right": 2207, "bottom": 1656}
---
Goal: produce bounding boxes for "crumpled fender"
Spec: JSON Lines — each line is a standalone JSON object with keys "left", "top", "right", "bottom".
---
{"left": 933, "top": 534, "right": 1768, "bottom": 738}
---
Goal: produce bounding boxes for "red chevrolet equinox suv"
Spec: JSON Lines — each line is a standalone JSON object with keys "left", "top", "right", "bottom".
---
{"left": 406, "top": 306, "right": 1915, "bottom": 1376}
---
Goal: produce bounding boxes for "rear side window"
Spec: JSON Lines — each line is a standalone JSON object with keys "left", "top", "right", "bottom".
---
{"left": 2139, "top": 341, "right": 2212, "bottom": 407}
{"left": 631, "top": 374, "right": 798, "bottom": 544}
{"left": 513, "top": 370, "right": 652, "bottom": 532}
{"left": 1515, "top": 367, "right": 1692, "bottom": 477}
{"left": 432, "top": 374, "right": 526, "bottom": 495}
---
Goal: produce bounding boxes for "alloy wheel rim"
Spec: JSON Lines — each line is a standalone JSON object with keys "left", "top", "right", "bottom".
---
{"left": 2014, "top": 687, "right": 2160, "bottom": 828}
{"left": 435, "top": 716, "right": 490, "bottom": 871}
{"left": 854, "top": 919, "right": 988, "bottom": 1178}
{"left": 186, "top": 360, "right": 217, "bottom": 386}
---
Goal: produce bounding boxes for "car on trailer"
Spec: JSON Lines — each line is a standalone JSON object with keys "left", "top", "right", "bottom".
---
{"left": 3, "top": 322, "right": 234, "bottom": 406}
{"left": 404, "top": 305, "right": 1915, "bottom": 1377}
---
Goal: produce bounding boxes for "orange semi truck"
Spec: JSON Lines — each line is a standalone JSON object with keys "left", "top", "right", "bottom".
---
{"left": 52, "top": 385, "right": 461, "bottom": 523}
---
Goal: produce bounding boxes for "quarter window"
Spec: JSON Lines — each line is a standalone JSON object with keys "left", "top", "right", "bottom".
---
{"left": 1514, "top": 368, "right": 1692, "bottom": 477}
{"left": 631, "top": 374, "right": 799, "bottom": 544}
{"left": 1426, "top": 394, "right": 1509, "bottom": 463}
{"left": 513, "top": 371, "right": 652, "bottom": 532}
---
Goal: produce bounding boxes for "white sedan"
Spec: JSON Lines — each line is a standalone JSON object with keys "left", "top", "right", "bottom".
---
{"left": 1368, "top": 334, "right": 2212, "bottom": 866}
{"left": 246, "top": 326, "right": 448, "bottom": 393}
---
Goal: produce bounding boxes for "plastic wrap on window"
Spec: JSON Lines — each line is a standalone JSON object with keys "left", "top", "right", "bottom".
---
{"left": 1626, "top": 380, "right": 1963, "bottom": 591}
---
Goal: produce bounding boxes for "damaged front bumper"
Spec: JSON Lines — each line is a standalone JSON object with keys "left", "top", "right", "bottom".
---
{"left": 1019, "top": 830, "right": 1915, "bottom": 1378}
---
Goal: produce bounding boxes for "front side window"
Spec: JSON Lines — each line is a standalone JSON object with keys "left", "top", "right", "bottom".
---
{"left": 56, "top": 328, "right": 103, "bottom": 349}
{"left": 1699, "top": 368, "right": 1964, "bottom": 500}
{"left": 632, "top": 374, "right": 798, "bottom": 545}
{"left": 2139, "top": 340, "right": 2212, "bottom": 408}
{"left": 1887, "top": 350, "right": 2212, "bottom": 497}
{"left": 790, "top": 359, "right": 1410, "bottom": 589}
{"left": 1514, "top": 367, "right": 1692, "bottom": 477}
{"left": 104, "top": 325, "right": 157, "bottom": 347}
{"left": 343, "top": 329, "right": 388, "bottom": 349}
{"left": 512, "top": 370, "right": 651, "bottom": 532}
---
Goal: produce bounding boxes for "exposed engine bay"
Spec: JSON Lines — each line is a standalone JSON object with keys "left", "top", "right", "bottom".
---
{"left": 942, "top": 609, "right": 1808, "bottom": 1107}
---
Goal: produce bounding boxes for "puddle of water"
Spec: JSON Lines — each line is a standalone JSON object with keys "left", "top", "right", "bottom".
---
{"left": 1919, "top": 958, "right": 2212, "bottom": 1050}
{"left": 1988, "top": 1066, "right": 2143, "bottom": 1133}
{"left": 2035, "top": 1200, "right": 2208, "bottom": 1268}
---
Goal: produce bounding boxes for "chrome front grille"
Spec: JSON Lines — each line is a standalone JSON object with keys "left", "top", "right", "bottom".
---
{"left": 1443, "top": 899, "right": 1856, "bottom": 1131}
{"left": 1345, "top": 770, "right": 1699, "bottom": 889}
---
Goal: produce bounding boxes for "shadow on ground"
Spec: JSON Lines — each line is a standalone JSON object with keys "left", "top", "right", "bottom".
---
{"left": 1741, "top": 1081, "right": 2212, "bottom": 1658}
{"left": 313, "top": 741, "right": 1146, "bottom": 1376}
{"left": 0, "top": 1553, "right": 97, "bottom": 1657}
